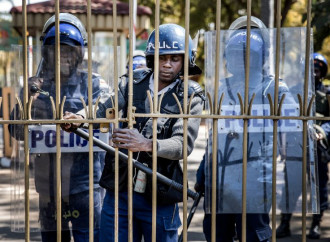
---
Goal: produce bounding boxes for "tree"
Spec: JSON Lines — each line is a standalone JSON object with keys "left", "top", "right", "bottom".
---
{"left": 302, "top": 0, "right": 330, "bottom": 52}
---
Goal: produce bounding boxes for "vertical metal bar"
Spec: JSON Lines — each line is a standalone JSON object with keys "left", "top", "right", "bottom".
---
{"left": 272, "top": 0, "right": 282, "bottom": 240}
{"left": 86, "top": 0, "right": 94, "bottom": 241}
{"left": 151, "top": 113, "right": 157, "bottom": 242}
{"left": 241, "top": 119, "right": 248, "bottom": 242}
{"left": 181, "top": 0, "right": 190, "bottom": 240}
{"left": 152, "top": 0, "right": 160, "bottom": 240}
{"left": 113, "top": 0, "right": 119, "bottom": 241}
{"left": 22, "top": 0, "right": 30, "bottom": 240}
{"left": 271, "top": 123, "right": 278, "bottom": 242}
{"left": 301, "top": 123, "right": 308, "bottom": 242}
{"left": 128, "top": 0, "right": 134, "bottom": 241}
{"left": 211, "top": 0, "right": 221, "bottom": 241}
{"left": 54, "top": 2, "right": 62, "bottom": 241}
{"left": 241, "top": 2, "right": 252, "bottom": 242}
{"left": 302, "top": 0, "right": 312, "bottom": 241}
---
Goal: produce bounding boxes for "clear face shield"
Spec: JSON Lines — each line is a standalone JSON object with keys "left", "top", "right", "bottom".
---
{"left": 204, "top": 27, "right": 317, "bottom": 214}
{"left": 42, "top": 45, "right": 82, "bottom": 78}
{"left": 225, "top": 30, "right": 265, "bottom": 76}
{"left": 9, "top": 44, "right": 117, "bottom": 232}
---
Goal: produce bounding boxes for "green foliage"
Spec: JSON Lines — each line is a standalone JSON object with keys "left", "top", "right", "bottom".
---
{"left": 132, "top": 0, "right": 329, "bottom": 82}
{"left": 135, "top": 0, "right": 254, "bottom": 32}
{"left": 302, "top": 0, "right": 330, "bottom": 52}
{"left": 301, "top": 0, "right": 330, "bottom": 77}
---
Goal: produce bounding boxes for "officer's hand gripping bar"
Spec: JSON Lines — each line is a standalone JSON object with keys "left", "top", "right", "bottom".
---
{"left": 73, "top": 128, "right": 199, "bottom": 200}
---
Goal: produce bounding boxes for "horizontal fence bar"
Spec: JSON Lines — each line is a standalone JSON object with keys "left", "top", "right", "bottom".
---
{"left": 4, "top": 115, "right": 330, "bottom": 125}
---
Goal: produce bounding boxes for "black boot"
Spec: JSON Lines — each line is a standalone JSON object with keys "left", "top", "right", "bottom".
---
{"left": 276, "top": 213, "right": 292, "bottom": 238}
{"left": 308, "top": 213, "right": 322, "bottom": 239}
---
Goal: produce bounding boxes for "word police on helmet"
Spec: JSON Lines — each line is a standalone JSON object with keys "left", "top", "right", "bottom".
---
{"left": 145, "top": 23, "right": 202, "bottom": 75}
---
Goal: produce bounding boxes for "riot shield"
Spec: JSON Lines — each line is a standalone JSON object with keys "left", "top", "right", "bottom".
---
{"left": 10, "top": 44, "right": 117, "bottom": 232}
{"left": 204, "top": 27, "right": 318, "bottom": 214}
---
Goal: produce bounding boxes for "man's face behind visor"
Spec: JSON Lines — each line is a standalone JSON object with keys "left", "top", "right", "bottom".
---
{"left": 44, "top": 44, "right": 81, "bottom": 78}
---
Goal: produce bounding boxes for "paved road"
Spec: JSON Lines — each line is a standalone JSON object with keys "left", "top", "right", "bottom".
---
{"left": 1, "top": 124, "right": 330, "bottom": 241}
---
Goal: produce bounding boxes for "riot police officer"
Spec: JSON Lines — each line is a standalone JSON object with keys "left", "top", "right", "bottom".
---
{"left": 126, "top": 50, "right": 147, "bottom": 72}
{"left": 276, "top": 53, "right": 329, "bottom": 239}
{"left": 195, "top": 15, "right": 295, "bottom": 242}
{"left": 61, "top": 23, "right": 204, "bottom": 242}
{"left": 309, "top": 53, "right": 329, "bottom": 239}
{"left": 9, "top": 13, "right": 107, "bottom": 242}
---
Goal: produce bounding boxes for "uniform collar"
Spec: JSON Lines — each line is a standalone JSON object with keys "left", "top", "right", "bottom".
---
{"left": 148, "top": 74, "right": 179, "bottom": 97}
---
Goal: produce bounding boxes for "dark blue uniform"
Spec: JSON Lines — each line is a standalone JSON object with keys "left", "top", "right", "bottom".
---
{"left": 196, "top": 155, "right": 272, "bottom": 242}
{"left": 96, "top": 69, "right": 204, "bottom": 242}
{"left": 198, "top": 75, "right": 295, "bottom": 242}
{"left": 318, "top": 121, "right": 330, "bottom": 213}
{"left": 9, "top": 71, "right": 107, "bottom": 242}
{"left": 315, "top": 83, "right": 329, "bottom": 215}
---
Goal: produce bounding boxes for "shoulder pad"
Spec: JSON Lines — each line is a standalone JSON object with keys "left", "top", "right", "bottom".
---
{"left": 133, "top": 68, "right": 152, "bottom": 84}
{"left": 188, "top": 80, "right": 204, "bottom": 96}
{"left": 92, "top": 72, "right": 101, "bottom": 78}
{"left": 119, "top": 68, "right": 152, "bottom": 84}
{"left": 177, "top": 80, "right": 205, "bottom": 100}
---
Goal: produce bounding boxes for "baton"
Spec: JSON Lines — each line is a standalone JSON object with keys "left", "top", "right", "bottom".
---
{"left": 74, "top": 128, "right": 199, "bottom": 200}
{"left": 178, "top": 192, "right": 203, "bottom": 242}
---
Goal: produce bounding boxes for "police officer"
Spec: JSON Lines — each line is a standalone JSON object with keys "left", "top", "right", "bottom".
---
{"left": 308, "top": 53, "right": 329, "bottom": 239}
{"left": 9, "top": 13, "right": 107, "bottom": 242}
{"left": 276, "top": 53, "right": 329, "bottom": 239}
{"left": 61, "top": 23, "right": 204, "bottom": 242}
{"left": 127, "top": 50, "right": 147, "bottom": 72}
{"left": 195, "top": 16, "right": 295, "bottom": 242}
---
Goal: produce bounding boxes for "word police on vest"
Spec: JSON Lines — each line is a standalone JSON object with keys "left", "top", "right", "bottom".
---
{"left": 218, "top": 104, "right": 302, "bottom": 133}
{"left": 29, "top": 125, "right": 109, "bottom": 153}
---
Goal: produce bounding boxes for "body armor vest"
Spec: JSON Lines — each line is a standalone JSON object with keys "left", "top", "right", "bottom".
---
{"left": 100, "top": 68, "right": 204, "bottom": 205}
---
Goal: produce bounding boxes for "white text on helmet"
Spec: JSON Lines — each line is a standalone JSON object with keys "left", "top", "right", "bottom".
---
{"left": 147, "top": 41, "right": 180, "bottom": 51}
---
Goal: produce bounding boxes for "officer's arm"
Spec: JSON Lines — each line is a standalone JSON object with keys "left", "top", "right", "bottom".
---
{"left": 157, "top": 95, "right": 203, "bottom": 160}
{"left": 64, "top": 77, "right": 127, "bottom": 130}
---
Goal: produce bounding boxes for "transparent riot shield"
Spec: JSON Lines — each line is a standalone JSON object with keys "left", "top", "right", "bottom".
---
{"left": 204, "top": 27, "right": 318, "bottom": 214}
{"left": 10, "top": 44, "right": 118, "bottom": 232}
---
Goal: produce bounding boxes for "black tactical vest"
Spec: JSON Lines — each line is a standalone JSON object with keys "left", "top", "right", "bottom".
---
{"left": 99, "top": 68, "right": 204, "bottom": 205}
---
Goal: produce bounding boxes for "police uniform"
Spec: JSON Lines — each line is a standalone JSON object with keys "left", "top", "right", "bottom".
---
{"left": 9, "top": 71, "right": 107, "bottom": 242}
{"left": 86, "top": 68, "right": 204, "bottom": 242}
{"left": 314, "top": 82, "right": 329, "bottom": 224}
{"left": 199, "top": 75, "right": 295, "bottom": 242}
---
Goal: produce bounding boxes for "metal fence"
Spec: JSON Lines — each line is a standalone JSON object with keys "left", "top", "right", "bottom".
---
{"left": 2, "top": 0, "right": 325, "bottom": 241}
